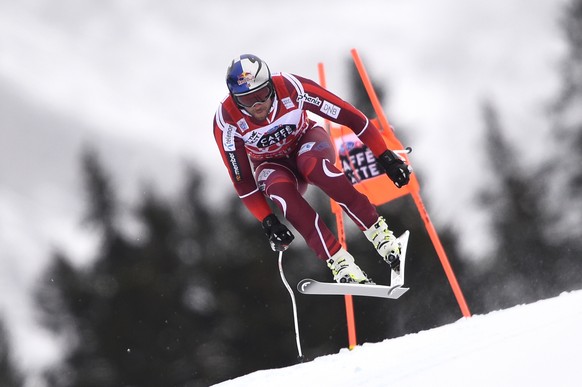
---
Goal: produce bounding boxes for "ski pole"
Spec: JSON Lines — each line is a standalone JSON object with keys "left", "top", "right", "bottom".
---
{"left": 277, "top": 251, "right": 304, "bottom": 361}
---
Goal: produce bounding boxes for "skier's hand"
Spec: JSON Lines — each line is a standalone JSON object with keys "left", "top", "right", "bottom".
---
{"left": 262, "top": 214, "right": 295, "bottom": 252}
{"left": 377, "top": 150, "right": 411, "bottom": 188}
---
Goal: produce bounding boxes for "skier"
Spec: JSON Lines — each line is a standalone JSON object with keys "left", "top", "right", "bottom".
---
{"left": 212, "top": 54, "right": 411, "bottom": 284}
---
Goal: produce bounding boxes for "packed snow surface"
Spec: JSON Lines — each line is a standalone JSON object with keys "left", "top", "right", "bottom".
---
{"left": 215, "top": 290, "right": 582, "bottom": 387}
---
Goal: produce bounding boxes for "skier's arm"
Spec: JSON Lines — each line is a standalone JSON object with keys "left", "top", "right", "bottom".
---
{"left": 213, "top": 112, "right": 295, "bottom": 251}
{"left": 293, "top": 74, "right": 388, "bottom": 157}
{"left": 294, "top": 74, "right": 411, "bottom": 187}
{"left": 213, "top": 123, "right": 272, "bottom": 222}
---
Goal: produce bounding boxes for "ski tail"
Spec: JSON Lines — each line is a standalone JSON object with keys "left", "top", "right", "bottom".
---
{"left": 390, "top": 230, "right": 409, "bottom": 287}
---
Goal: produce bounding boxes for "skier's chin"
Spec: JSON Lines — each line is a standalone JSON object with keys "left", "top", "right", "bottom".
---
{"left": 256, "top": 114, "right": 268, "bottom": 121}
{"left": 251, "top": 110, "right": 268, "bottom": 121}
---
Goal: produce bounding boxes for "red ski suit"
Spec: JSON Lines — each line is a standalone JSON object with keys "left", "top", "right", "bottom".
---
{"left": 213, "top": 72, "right": 390, "bottom": 260}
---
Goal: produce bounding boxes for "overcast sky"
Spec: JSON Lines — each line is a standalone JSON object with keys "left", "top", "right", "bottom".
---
{"left": 0, "top": 0, "right": 569, "bottom": 381}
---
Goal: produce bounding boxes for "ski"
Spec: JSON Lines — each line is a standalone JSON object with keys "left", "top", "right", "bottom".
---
{"left": 297, "top": 230, "right": 411, "bottom": 299}
{"left": 297, "top": 279, "right": 409, "bottom": 299}
{"left": 390, "top": 230, "right": 409, "bottom": 287}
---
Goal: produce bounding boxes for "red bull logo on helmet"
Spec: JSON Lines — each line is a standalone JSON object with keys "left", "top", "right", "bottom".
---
{"left": 237, "top": 72, "right": 255, "bottom": 86}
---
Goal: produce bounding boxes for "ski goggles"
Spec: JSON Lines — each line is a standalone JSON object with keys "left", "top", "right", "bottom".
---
{"left": 233, "top": 82, "right": 274, "bottom": 108}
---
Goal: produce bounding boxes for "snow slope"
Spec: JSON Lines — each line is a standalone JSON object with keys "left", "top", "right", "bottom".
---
{"left": 214, "top": 290, "right": 582, "bottom": 387}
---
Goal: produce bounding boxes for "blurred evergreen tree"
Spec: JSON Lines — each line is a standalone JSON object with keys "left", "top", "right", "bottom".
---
{"left": 35, "top": 149, "right": 376, "bottom": 385}
{"left": 0, "top": 319, "right": 23, "bottom": 387}
{"left": 37, "top": 150, "right": 221, "bottom": 386}
{"left": 474, "top": 100, "right": 582, "bottom": 312}
{"left": 476, "top": 102, "right": 556, "bottom": 309}
{"left": 551, "top": 0, "right": 582, "bottom": 250}
{"left": 80, "top": 147, "right": 120, "bottom": 242}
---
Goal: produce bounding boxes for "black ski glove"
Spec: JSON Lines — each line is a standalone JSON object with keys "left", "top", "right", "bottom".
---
{"left": 262, "top": 214, "right": 295, "bottom": 252}
{"left": 377, "top": 150, "right": 411, "bottom": 188}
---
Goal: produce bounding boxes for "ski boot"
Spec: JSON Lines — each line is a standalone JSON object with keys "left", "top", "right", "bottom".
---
{"left": 364, "top": 216, "right": 402, "bottom": 271}
{"left": 326, "top": 248, "right": 373, "bottom": 284}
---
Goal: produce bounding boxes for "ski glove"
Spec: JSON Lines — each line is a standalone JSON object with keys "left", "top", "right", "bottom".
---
{"left": 377, "top": 150, "right": 411, "bottom": 188}
{"left": 262, "top": 214, "right": 295, "bottom": 252}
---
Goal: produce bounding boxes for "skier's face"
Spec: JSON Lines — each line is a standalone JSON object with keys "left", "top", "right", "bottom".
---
{"left": 234, "top": 82, "right": 274, "bottom": 121}
{"left": 245, "top": 96, "right": 273, "bottom": 121}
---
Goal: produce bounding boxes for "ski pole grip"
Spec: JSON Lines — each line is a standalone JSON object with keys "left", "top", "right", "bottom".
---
{"left": 393, "top": 147, "right": 412, "bottom": 155}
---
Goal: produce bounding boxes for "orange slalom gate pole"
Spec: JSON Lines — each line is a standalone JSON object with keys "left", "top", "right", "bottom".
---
{"left": 350, "top": 48, "right": 472, "bottom": 317}
{"left": 411, "top": 194, "right": 472, "bottom": 317}
{"left": 318, "top": 62, "right": 359, "bottom": 349}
